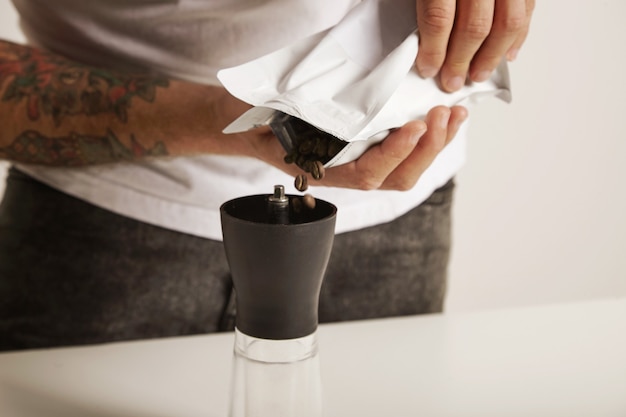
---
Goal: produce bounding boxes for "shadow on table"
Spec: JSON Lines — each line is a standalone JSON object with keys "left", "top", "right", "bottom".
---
{"left": 0, "top": 382, "right": 161, "bottom": 417}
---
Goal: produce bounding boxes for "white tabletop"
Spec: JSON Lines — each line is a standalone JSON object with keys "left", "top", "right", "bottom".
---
{"left": 1, "top": 298, "right": 625, "bottom": 417}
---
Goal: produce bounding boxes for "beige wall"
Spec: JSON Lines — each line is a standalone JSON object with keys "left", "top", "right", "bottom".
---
{"left": 1, "top": 1, "right": 625, "bottom": 312}
{"left": 447, "top": 0, "right": 626, "bottom": 311}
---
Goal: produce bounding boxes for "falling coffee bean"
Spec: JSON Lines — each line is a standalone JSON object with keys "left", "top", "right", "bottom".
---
{"left": 294, "top": 174, "right": 308, "bottom": 192}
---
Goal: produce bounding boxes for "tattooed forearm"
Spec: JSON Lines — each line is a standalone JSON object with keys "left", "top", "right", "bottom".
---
{"left": 0, "top": 40, "right": 226, "bottom": 166}
{"left": 0, "top": 130, "right": 168, "bottom": 166}
{"left": 0, "top": 41, "right": 169, "bottom": 125}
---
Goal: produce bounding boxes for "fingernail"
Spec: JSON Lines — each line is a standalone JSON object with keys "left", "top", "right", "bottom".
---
{"left": 453, "top": 112, "right": 469, "bottom": 129}
{"left": 507, "top": 48, "right": 519, "bottom": 61}
{"left": 410, "top": 126, "right": 427, "bottom": 144}
{"left": 438, "top": 109, "right": 452, "bottom": 129}
{"left": 417, "top": 64, "right": 438, "bottom": 79}
{"left": 473, "top": 70, "right": 492, "bottom": 83}
{"left": 445, "top": 76, "right": 464, "bottom": 92}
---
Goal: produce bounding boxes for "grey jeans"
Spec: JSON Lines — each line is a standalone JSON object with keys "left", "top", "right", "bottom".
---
{"left": 0, "top": 167, "right": 453, "bottom": 351}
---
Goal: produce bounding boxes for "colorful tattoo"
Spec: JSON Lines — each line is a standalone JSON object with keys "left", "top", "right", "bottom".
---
{"left": 0, "top": 41, "right": 169, "bottom": 125}
{"left": 0, "top": 130, "right": 168, "bottom": 166}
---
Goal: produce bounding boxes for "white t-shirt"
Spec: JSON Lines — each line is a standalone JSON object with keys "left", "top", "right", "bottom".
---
{"left": 11, "top": 0, "right": 467, "bottom": 240}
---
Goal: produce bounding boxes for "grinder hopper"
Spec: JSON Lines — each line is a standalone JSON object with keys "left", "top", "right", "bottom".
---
{"left": 220, "top": 185, "right": 337, "bottom": 340}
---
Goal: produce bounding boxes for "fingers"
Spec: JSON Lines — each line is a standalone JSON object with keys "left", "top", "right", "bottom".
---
{"left": 505, "top": 0, "right": 535, "bottom": 61}
{"left": 467, "top": 0, "right": 528, "bottom": 82}
{"left": 416, "top": 0, "right": 534, "bottom": 92}
{"left": 321, "top": 106, "right": 467, "bottom": 191}
{"left": 322, "top": 120, "right": 428, "bottom": 190}
{"left": 415, "top": 0, "right": 456, "bottom": 78}
{"left": 440, "top": 1, "right": 495, "bottom": 90}
{"left": 380, "top": 105, "right": 467, "bottom": 190}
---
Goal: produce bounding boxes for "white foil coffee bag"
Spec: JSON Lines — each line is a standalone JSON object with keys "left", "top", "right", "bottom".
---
{"left": 218, "top": 0, "right": 511, "bottom": 168}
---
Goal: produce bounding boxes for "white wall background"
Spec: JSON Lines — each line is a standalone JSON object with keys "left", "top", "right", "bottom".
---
{"left": 447, "top": 0, "right": 626, "bottom": 311}
{"left": 1, "top": 1, "right": 625, "bottom": 313}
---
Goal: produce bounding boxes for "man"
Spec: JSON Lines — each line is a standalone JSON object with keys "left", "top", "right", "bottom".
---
{"left": 0, "top": 0, "right": 534, "bottom": 350}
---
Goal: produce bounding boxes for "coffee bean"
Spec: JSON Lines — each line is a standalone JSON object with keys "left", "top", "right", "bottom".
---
{"left": 298, "top": 138, "right": 315, "bottom": 155}
{"left": 327, "top": 139, "right": 343, "bottom": 159}
{"left": 302, "top": 193, "right": 316, "bottom": 210}
{"left": 310, "top": 160, "right": 325, "bottom": 180}
{"left": 302, "top": 160, "right": 314, "bottom": 174}
{"left": 295, "top": 154, "right": 308, "bottom": 170}
{"left": 313, "top": 138, "right": 328, "bottom": 158}
{"left": 294, "top": 174, "right": 308, "bottom": 191}
{"left": 283, "top": 151, "right": 296, "bottom": 164}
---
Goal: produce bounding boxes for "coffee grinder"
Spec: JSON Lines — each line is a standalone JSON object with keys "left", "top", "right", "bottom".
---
{"left": 220, "top": 185, "right": 337, "bottom": 417}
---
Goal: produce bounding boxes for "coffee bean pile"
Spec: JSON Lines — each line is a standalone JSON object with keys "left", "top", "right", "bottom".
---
{"left": 280, "top": 118, "right": 346, "bottom": 213}
{"left": 282, "top": 118, "right": 346, "bottom": 180}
